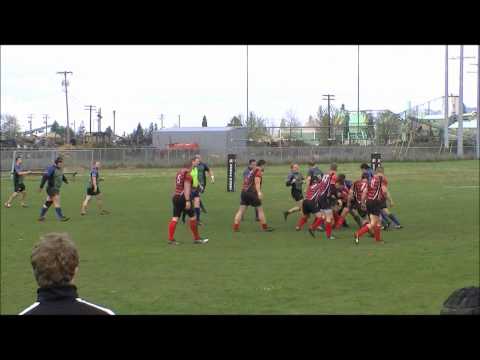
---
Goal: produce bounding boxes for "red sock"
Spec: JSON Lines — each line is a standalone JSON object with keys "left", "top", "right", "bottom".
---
{"left": 333, "top": 212, "right": 340, "bottom": 224}
{"left": 168, "top": 220, "right": 177, "bottom": 241}
{"left": 189, "top": 219, "right": 200, "bottom": 240}
{"left": 309, "top": 217, "right": 322, "bottom": 230}
{"left": 335, "top": 216, "right": 345, "bottom": 230}
{"left": 356, "top": 224, "right": 370, "bottom": 238}
{"left": 374, "top": 224, "right": 382, "bottom": 242}
{"left": 326, "top": 222, "right": 332, "bottom": 238}
{"left": 297, "top": 216, "right": 308, "bottom": 229}
{"left": 261, "top": 223, "right": 268, "bottom": 230}
{"left": 233, "top": 223, "right": 240, "bottom": 231}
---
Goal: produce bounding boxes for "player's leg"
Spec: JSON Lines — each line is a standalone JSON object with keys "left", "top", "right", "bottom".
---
{"left": 256, "top": 206, "right": 273, "bottom": 231}
{"left": 233, "top": 205, "right": 247, "bottom": 231}
{"left": 193, "top": 196, "right": 202, "bottom": 224}
{"left": 5, "top": 191, "right": 18, "bottom": 207}
{"left": 168, "top": 196, "right": 183, "bottom": 244}
{"left": 81, "top": 195, "right": 92, "bottom": 215}
{"left": 284, "top": 197, "right": 302, "bottom": 220}
{"left": 52, "top": 193, "right": 69, "bottom": 221}
{"left": 188, "top": 207, "right": 208, "bottom": 244}
{"left": 335, "top": 206, "right": 350, "bottom": 229}
{"left": 38, "top": 195, "right": 53, "bottom": 221}
{"left": 322, "top": 209, "right": 335, "bottom": 240}
{"left": 254, "top": 207, "right": 259, "bottom": 221}
{"left": 20, "top": 188, "right": 28, "bottom": 207}
{"left": 383, "top": 207, "right": 402, "bottom": 228}
{"left": 308, "top": 212, "right": 324, "bottom": 237}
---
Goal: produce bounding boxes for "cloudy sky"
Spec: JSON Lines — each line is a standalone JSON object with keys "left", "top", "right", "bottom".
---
{"left": 1, "top": 45, "right": 478, "bottom": 135}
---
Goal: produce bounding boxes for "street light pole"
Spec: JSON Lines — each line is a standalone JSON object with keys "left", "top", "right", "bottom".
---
{"left": 457, "top": 46, "right": 464, "bottom": 158}
{"left": 444, "top": 45, "right": 449, "bottom": 149}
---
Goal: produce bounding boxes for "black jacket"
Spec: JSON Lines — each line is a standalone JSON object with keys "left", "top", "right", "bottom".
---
{"left": 19, "top": 285, "right": 115, "bottom": 315}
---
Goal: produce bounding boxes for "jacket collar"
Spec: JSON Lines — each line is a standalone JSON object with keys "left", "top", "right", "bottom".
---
{"left": 37, "top": 284, "right": 79, "bottom": 302}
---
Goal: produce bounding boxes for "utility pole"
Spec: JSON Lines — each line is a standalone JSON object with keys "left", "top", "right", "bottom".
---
{"left": 323, "top": 94, "right": 335, "bottom": 140}
{"left": 97, "top": 108, "right": 102, "bottom": 132}
{"left": 444, "top": 45, "right": 449, "bottom": 150}
{"left": 27, "top": 114, "right": 34, "bottom": 135}
{"left": 477, "top": 45, "right": 480, "bottom": 159}
{"left": 43, "top": 114, "right": 49, "bottom": 139}
{"left": 246, "top": 44, "right": 249, "bottom": 127}
{"left": 84, "top": 105, "right": 96, "bottom": 136}
{"left": 457, "top": 45, "right": 464, "bottom": 158}
{"left": 113, "top": 110, "right": 116, "bottom": 136}
{"left": 57, "top": 71, "right": 73, "bottom": 144}
{"left": 357, "top": 45, "right": 360, "bottom": 141}
{"left": 160, "top": 114, "right": 164, "bottom": 129}
{"left": 178, "top": 114, "right": 181, "bottom": 128}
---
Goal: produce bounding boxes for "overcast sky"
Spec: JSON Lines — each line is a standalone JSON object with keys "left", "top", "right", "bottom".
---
{"left": 1, "top": 45, "right": 478, "bottom": 135}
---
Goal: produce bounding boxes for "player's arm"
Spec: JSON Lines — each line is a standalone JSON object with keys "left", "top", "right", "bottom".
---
{"left": 92, "top": 175, "right": 97, "bottom": 191}
{"left": 205, "top": 165, "right": 214, "bottom": 183}
{"left": 18, "top": 170, "right": 33, "bottom": 176}
{"left": 383, "top": 185, "right": 393, "bottom": 207}
{"left": 62, "top": 174, "right": 69, "bottom": 184}
{"left": 184, "top": 179, "right": 192, "bottom": 210}
{"left": 255, "top": 175, "right": 263, "bottom": 199}
{"left": 39, "top": 167, "right": 54, "bottom": 190}
{"left": 286, "top": 173, "right": 293, "bottom": 187}
{"left": 347, "top": 188, "right": 354, "bottom": 208}
{"left": 360, "top": 186, "right": 367, "bottom": 210}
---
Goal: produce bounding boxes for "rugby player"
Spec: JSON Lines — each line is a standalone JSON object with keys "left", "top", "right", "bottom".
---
{"left": 306, "top": 160, "right": 323, "bottom": 186}
{"left": 195, "top": 154, "right": 215, "bottom": 213}
{"left": 4, "top": 156, "right": 32, "bottom": 208}
{"left": 335, "top": 174, "right": 369, "bottom": 229}
{"left": 38, "top": 157, "right": 70, "bottom": 222}
{"left": 360, "top": 162, "right": 390, "bottom": 228}
{"left": 80, "top": 161, "right": 109, "bottom": 216}
{"left": 354, "top": 166, "right": 388, "bottom": 244}
{"left": 311, "top": 171, "right": 337, "bottom": 240}
{"left": 233, "top": 159, "right": 273, "bottom": 232}
{"left": 283, "top": 163, "right": 304, "bottom": 221}
{"left": 295, "top": 175, "right": 325, "bottom": 236}
{"left": 242, "top": 159, "right": 259, "bottom": 221}
{"left": 333, "top": 175, "right": 353, "bottom": 229}
{"left": 376, "top": 167, "right": 402, "bottom": 229}
{"left": 168, "top": 158, "right": 208, "bottom": 245}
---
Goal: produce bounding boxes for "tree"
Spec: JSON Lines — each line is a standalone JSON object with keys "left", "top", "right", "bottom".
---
{"left": 154, "top": 123, "right": 158, "bottom": 131}
{"left": 245, "top": 111, "right": 271, "bottom": 142}
{"left": 50, "top": 120, "right": 60, "bottom": 140}
{"left": 376, "top": 111, "right": 401, "bottom": 145}
{"left": 228, "top": 115, "right": 243, "bottom": 127}
{"left": 0, "top": 114, "right": 21, "bottom": 138}
{"left": 105, "top": 126, "right": 113, "bottom": 138}
{"left": 202, "top": 115, "right": 208, "bottom": 127}
{"left": 134, "top": 123, "right": 144, "bottom": 145}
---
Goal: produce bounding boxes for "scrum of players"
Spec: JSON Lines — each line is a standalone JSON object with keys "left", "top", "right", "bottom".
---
{"left": 5, "top": 154, "right": 401, "bottom": 245}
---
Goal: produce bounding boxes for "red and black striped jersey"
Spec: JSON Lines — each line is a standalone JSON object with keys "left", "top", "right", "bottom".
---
{"left": 337, "top": 185, "right": 350, "bottom": 202}
{"left": 367, "top": 175, "right": 385, "bottom": 201}
{"left": 305, "top": 182, "right": 322, "bottom": 201}
{"left": 318, "top": 173, "right": 333, "bottom": 199}
{"left": 242, "top": 167, "right": 262, "bottom": 193}
{"left": 353, "top": 179, "right": 368, "bottom": 203}
{"left": 329, "top": 171, "right": 337, "bottom": 185}
{"left": 174, "top": 168, "right": 193, "bottom": 196}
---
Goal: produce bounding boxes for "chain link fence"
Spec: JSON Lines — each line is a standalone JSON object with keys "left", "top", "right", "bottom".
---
{"left": 1, "top": 144, "right": 476, "bottom": 174}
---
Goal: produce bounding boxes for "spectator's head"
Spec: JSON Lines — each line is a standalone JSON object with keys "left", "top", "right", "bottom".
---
{"left": 16, "top": 156, "right": 22, "bottom": 165}
{"left": 195, "top": 154, "right": 202, "bottom": 162}
{"left": 31, "top": 233, "right": 79, "bottom": 288}
{"left": 291, "top": 163, "right": 299, "bottom": 172}
{"left": 257, "top": 159, "right": 266, "bottom": 170}
{"left": 54, "top": 157, "right": 64, "bottom": 168}
{"left": 248, "top": 159, "right": 256, "bottom": 168}
{"left": 441, "top": 287, "right": 480, "bottom": 315}
{"left": 308, "top": 160, "right": 316, "bottom": 167}
{"left": 330, "top": 163, "right": 337, "bottom": 172}
{"left": 94, "top": 161, "right": 101, "bottom": 169}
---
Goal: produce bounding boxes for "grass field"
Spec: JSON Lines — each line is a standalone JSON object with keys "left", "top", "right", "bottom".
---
{"left": 1, "top": 160, "right": 479, "bottom": 314}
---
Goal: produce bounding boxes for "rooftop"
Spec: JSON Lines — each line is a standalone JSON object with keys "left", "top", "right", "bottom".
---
{"left": 155, "top": 127, "right": 243, "bottom": 133}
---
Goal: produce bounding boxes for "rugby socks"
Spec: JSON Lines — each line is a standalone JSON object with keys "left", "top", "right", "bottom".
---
{"left": 254, "top": 208, "right": 259, "bottom": 220}
{"left": 233, "top": 223, "right": 240, "bottom": 231}
{"left": 40, "top": 201, "right": 52, "bottom": 217}
{"left": 333, "top": 212, "right": 340, "bottom": 224}
{"left": 168, "top": 219, "right": 178, "bottom": 241}
{"left": 309, "top": 217, "right": 323, "bottom": 231}
{"left": 374, "top": 224, "right": 382, "bottom": 242}
{"left": 335, "top": 216, "right": 345, "bottom": 229}
{"left": 195, "top": 208, "right": 201, "bottom": 222}
{"left": 261, "top": 223, "right": 269, "bottom": 230}
{"left": 297, "top": 216, "right": 308, "bottom": 229}
{"left": 55, "top": 207, "right": 64, "bottom": 219}
{"left": 355, "top": 224, "right": 370, "bottom": 238}
{"left": 189, "top": 219, "right": 200, "bottom": 240}
{"left": 388, "top": 213, "right": 401, "bottom": 226}
{"left": 325, "top": 222, "right": 332, "bottom": 238}
{"left": 380, "top": 211, "right": 391, "bottom": 227}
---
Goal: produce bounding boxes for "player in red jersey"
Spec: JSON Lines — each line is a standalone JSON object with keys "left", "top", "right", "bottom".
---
{"left": 295, "top": 175, "right": 324, "bottom": 234}
{"left": 167, "top": 158, "right": 208, "bottom": 245}
{"left": 233, "top": 159, "right": 274, "bottom": 232}
{"left": 376, "top": 169, "right": 403, "bottom": 230}
{"left": 354, "top": 166, "right": 389, "bottom": 244}
{"left": 335, "top": 174, "right": 368, "bottom": 229}
{"left": 302, "top": 172, "right": 336, "bottom": 240}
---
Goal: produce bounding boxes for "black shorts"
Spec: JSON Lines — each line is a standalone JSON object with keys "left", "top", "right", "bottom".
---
{"left": 46, "top": 188, "right": 59, "bottom": 197}
{"left": 87, "top": 186, "right": 101, "bottom": 196}
{"left": 366, "top": 199, "right": 382, "bottom": 216}
{"left": 350, "top": 202, "right": 368, "bottom": 219}
{"left": 14, "top": 183, "right": 25, "bottom": 193}
{"left": 240, "top": 191, "right": 262, "bottom": 207}
{"left": 172, "top": 195, "right": 194, "bottom": 218}
{"left": 302, "top": 199, "right": 320, "bottom": 215}
{"left": 291, "top": 190, "right": 303, "bottom": 202}
{"left": 191, "top": 189, "right": 200, "bottom": 198}
{"left": 379, "top": 199, "right": 387, "bottom": 209}
{"left": 318, "top": 196, "right": 332, "bottom": 210}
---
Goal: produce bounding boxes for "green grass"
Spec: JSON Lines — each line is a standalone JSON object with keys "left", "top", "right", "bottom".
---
{"left": 1, "top": 160, "right": 479, "bottom": 314}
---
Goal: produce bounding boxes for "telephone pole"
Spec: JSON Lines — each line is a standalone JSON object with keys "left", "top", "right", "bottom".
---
{"left": 178, "top": 114, "right": 181, "bottom": 128}
{"left": 113, "top": 110, "right": 116, "bottom": 136}
{"left": 444, "top": 46, "right": 449, "bottom": 149}
{"left": 57, "top": 71, "right": 73, "bottom": 144}
{"left": 84, "top": 105, "right": 96, "bottom": 135}
{"left": 323, "top": 94, "right": 335, "bottom": 140}
{"left": 97, "top": 108, "right": 102, "bottom": 132}
{"left": 27, "top": 114, "right": 34, "bottom": 135}
{"left": 160, "top": 114, "right": 164, "bottom": 129}
{"left": 43, "top": 114, "right": 49, "bottom": 138}
{"left": 458, "top": 45, "right": 464, "bottom": 158}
